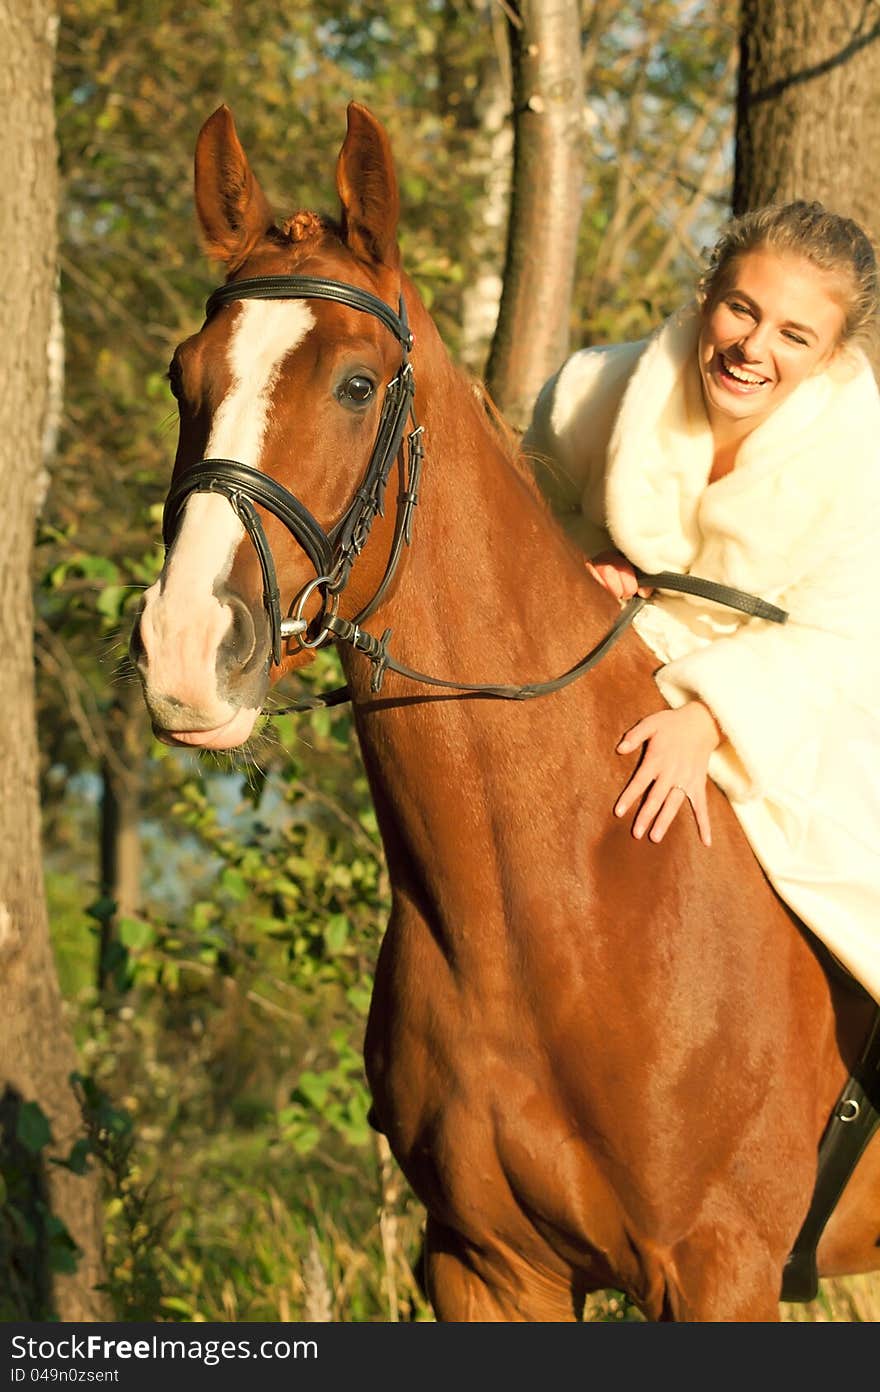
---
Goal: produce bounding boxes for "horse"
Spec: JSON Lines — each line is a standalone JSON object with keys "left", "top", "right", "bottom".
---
{"left": 131, "top": 101, "right": 880, "bottom": 1321}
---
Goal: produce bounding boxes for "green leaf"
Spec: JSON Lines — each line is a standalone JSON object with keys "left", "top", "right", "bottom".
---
{"left": 96, "top": 584, "right": 129, "bottom": 620}
{"left": 219, "top": 868, "right": 248, "bottom": 901}
{"left": 294, "top": 1071, "right": 331, "bottom": 1110}
{"left": 324, "top": 913, "right": 349, "bottom": 954}
{"left": 346, "top": 984, "right": 373, "bottom": 1015}
{"left": 46, "top": 561, "right": 69, "bottom": 588}
{"left": 74, "top": 555, "right": 120, "bottom": 583}
{"left": 118, "top": 917, "right": 153, "bottom": 950}
{"left": 16, "top": 1101, "right": 53, "bottom": 1155}
{"left": 160, "top": 1296, "right": 198, "bottom": 1316}
{"left": 290, "top": 1123, "right": 320, "bottom": 1155}
{"left": 86, "top": 895, "right": 116, "bottom": 924}
{"left": 51, "top": 1137, "right": 93, "bottom": 1176}
{"left": 49, "top": 1241, "right": 80, "bottom": 1276}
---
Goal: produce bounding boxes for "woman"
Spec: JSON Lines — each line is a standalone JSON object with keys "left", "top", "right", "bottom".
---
{"left": 524, "top": 201, "right": 880, "bottom": 1004}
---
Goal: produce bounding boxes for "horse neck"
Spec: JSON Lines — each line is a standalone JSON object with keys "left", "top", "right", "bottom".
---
{"left": 374, "top": 300, "right": 620, "bottom": 693}
{"left": 343, "top": 301, "right": 639, "bottom": 928}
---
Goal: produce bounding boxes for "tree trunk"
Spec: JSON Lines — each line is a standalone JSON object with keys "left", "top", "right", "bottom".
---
{"left": 734, "top": 1, "right": 880, "bottom": 245}
{"left": 484, "top": 0, "right": 585, "bottom": 430}
{"left": 98, "top": 760, "right": 142, "bottom": 991}
{"left": 97, "top": 685, "right": 146, "bottom": 993}
{"left": 0, "top": 0, "right": 109, "bottom": 1319}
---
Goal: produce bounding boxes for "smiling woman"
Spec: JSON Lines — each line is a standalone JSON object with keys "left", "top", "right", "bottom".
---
{"left": 525, "top": 198, "right": 880, "bottom": 1005}
{"left": 697, "top": 249, "right": 846, "bottom": 465}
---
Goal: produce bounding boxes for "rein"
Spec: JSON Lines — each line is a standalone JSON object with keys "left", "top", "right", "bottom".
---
{"left": 283, "top": 574, "right": 787, "bottom": 712}
{"left": 161, "top": 274, "right": 788, "bottom": 715}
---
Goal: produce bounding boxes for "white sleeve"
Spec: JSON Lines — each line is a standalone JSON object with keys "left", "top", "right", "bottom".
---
{"left": 655, "top": 477, "right": 880, "bottom": 801}
{"left": 522, "top": 341, "right": 644, "bottom": 557}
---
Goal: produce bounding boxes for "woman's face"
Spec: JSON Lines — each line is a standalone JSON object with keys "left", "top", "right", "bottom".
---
{"left": 698, "top": 249, "right": 846, "bottom": 439}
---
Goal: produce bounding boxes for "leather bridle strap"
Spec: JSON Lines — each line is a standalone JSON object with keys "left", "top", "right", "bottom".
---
{"left": 634, "top": 569, "right": 788, "bottom": 624}
{"left": 325, "top": 596, "right": 651, "bottom": 701}
{"left": 162, "top": 274, "right": 420, "bottom": 664}
{"left": 162, "top": 459, "right": 335, "bottom": 666}
{"left": 206, "top": 275, "right": 414, "bottom": 350}
{"left": 276, "top": 573, "right": 789, "bottom": 711}
{"left": 163, "top": 458, "right": 333, "bottom": 579}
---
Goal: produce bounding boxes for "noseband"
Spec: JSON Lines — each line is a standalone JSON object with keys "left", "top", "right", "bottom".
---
{"left": 161, "top": 275, "right": 424, "bottom": 665}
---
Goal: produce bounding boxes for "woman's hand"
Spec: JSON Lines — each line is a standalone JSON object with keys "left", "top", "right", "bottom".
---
{"left": 586, "top": 549, "right": 653, "bottom": 601}
{"left": 614, "top": 702, "right": 722, "bottom": 847}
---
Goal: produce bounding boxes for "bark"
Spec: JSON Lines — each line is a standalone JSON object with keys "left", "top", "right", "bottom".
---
{"left": 0, "top": 0, "right": 109, "bottom": 1319}
{"left": 484, "top": 0, "right": 585, "bottom": 430}
{"left": 98, "top": 762, "right": 141, "bottom": 989}
{"left": 735, "top": 1, "right": 880, "bottom": 246}
{"left": 97, "top": 691, "right": 146, "bottom": 993}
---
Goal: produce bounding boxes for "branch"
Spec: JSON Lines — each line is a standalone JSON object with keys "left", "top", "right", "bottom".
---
{"left": 34, "top": 617, "right": 130, "bottom": 782}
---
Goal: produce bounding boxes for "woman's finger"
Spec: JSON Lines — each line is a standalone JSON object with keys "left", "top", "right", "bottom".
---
{"left": 613, "top": 761, "right": 657, "bottom": 818}
{"left": 586, "top": 552, "right": 640, "bottom": 602}
{"left": 647, "top": 787, "right": 688, "bottom": 843}
{"left": 588, "top": 563, "right": 620, "bottom": 599}
{"left": 690, "top": 788, "right": 713, "bottom": 848}
{"left": 617, "top": 716, "right": 660, "bottom": 754}
{"left": 631, "top": 782, "right": 675, "bottom": 840}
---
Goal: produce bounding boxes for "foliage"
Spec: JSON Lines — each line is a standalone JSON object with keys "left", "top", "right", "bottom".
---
{"left": 0, "top": 1096, "right": 85, "bottom": 1320}
{"left": 576, "top": 0, "right": 739, "bottom": 346}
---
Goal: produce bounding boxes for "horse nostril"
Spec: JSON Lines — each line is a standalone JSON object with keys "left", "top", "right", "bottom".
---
{"left": 220, "top": 594, "right": 258, "bottom": 670}
{"left": 129, "top": 614, "right": 146, "bottom": 670}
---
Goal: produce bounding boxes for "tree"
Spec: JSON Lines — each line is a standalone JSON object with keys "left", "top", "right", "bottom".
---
{"left": 0, "top": 0, "right": 108, "bottom": 1318}
{"left": 734, "top": 1, "right": 880, "bottom": 247}
{"left": 575, "top": 1, "right": 737, "bottom": 346}
{"left": 484, "top": 2, "right": 738, "bottom": 423}
{"left": 484, "top": 0, "right": 586, "bottom": 428}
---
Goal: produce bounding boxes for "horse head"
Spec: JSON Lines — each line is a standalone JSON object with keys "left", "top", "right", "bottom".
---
{"left": 132, "top": 103, "right": 414, "bottom": 748}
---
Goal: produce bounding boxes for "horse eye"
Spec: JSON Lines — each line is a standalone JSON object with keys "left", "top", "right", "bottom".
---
{"left": 338, "top": 374, "right": 375, "bottom": 408}
{"left": 167, "top": 359, "right": 183, "bottom": 400}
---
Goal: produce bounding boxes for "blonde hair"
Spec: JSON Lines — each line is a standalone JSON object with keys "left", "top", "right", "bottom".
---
{"left": 698, "top": 201, "right": 879, "bottom": 349}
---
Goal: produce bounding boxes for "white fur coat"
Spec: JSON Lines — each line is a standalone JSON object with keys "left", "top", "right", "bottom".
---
{"left": 525, "top": 304, "right": 880, "bottom": 1004}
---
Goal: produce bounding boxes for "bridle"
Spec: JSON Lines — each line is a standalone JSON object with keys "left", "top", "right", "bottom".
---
{"left": 162, "top": 274, "right": 424, "bottom": 666}
{"left": 161, "top": 273, "right": 789, "bottom": 714}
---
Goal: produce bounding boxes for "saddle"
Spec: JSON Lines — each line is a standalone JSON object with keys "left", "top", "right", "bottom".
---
{"left": 781, "top": 952, "right": 880, "bottom": 1303}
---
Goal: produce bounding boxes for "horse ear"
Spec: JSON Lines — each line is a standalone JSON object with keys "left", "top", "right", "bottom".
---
{"left": 336, "top": 103, "right": 400, "bottom": 269}
{"left": 194, "top": 105, "right": 275, "bottom": 269}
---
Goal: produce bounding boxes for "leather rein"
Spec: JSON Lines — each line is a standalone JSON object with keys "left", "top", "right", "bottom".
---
{"left": 161, "top": 274, "right": 788, "bottom": 715}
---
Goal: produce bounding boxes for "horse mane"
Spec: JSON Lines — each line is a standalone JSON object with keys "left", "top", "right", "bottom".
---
{"left": 467, "top": 371, "right": 576, "bottom": 529}
{"left": 470, "top": 377, "right": 521, "bottom": 459}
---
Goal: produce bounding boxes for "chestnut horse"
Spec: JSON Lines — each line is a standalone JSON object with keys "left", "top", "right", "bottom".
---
{"left": 132, "top": 103, "right": 880, "bottom": 1321}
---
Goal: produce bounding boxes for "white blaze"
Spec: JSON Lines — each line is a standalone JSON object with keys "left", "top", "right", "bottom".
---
{"left": 162, "top": 297, "right": 316, "bottom": 599}
{"left": 140, "top": 300, "right": 315, "bottom": 718}
{"left": 205, "top": 299, "right": 316, "bottom": 467}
